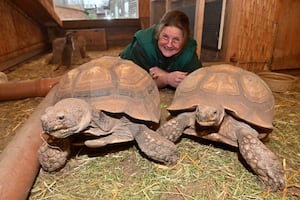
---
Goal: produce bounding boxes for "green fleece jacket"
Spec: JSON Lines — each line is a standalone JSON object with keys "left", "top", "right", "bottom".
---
{"left": 120, "top": 26, "right": 202, "bottom": 73}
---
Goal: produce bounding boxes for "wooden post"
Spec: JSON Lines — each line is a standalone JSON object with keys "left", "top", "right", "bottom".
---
{"left": 165, "top": 0, "right": 172, "bottom": 12}
{"left": 139, "top": 0, "right": 150, "bottom": 29}
{"left": 194, "top": 0, "right": 205, "bottom": 57}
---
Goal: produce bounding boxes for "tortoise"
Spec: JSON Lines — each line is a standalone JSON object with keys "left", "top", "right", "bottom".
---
{"left": 157, "top": 64, "right": 285, "bottom": 191}
{"left": 38, "top": 56, "right": 178, "bottom": 172}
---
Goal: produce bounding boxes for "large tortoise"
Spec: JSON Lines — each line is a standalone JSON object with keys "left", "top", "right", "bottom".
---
{"left": 157, "top": 64, "right": 285, "bottom": 191}
{"left": 38, "top": 56, "right": 178, "bottom": 172}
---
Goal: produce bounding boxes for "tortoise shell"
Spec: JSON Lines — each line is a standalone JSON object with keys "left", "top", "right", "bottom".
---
{"left": 54, "top": 56, "right": 160, "bottom": 123}
{"left": 168, "top": 64, "right": 275, "bottom": 129}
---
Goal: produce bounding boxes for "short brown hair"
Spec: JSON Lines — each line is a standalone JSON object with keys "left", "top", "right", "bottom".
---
{"left": 155, "top": 10, "right": 191, "bottom": 47}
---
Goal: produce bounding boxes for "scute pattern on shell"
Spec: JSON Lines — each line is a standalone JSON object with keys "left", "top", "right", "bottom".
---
{"left": 54, "top": 56, "right": 160, "bottom": 123}
{"left": 168, "top": 64, "right": 274, "bottom": 129}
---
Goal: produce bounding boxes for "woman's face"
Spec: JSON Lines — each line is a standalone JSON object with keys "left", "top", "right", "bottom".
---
{"left": 158, "top": 26, "right": 184, "bottom": 57}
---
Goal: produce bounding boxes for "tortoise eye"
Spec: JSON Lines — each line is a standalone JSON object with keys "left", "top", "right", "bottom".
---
{"left": 57, "top": 114, "right": 65, "bottom": 121}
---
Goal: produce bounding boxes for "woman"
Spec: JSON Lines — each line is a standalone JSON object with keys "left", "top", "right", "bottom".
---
{"left": 120, "top": 10, "right": 202, "bottom": 88}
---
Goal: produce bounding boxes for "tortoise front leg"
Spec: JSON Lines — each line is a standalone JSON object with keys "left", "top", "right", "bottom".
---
{"left": 130, "top": 124, "right": 179, "bottom": 166}
{"left": 38, "top": 137, "right": 71, "bottom": 172}
{"left": 237, "top": 126, "right": 285, "bottom": 191}
{"left": 157, "top": 112, "right": 195, "bottom": 142}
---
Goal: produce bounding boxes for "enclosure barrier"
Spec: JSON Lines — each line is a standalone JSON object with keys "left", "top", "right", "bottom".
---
{"left": 0, "top": 86, "right": 57, "bottom": 200}
{"left": 0, "top": 77, "right": 60, "bottom": 101}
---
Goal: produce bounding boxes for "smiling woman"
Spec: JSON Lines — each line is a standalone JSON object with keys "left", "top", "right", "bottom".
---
{"left": 120, "top": 10, "right": 202, "bottom": 89}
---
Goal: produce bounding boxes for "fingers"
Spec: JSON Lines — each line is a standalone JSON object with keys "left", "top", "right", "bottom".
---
{"left": 167, "top": 71, "right": 187, "bottom": 88}
{"left": 149, "top": 68, "right": 187, "bottom": 88}
{"left": 149, "top": 67, "right": 167, "bottom": 79}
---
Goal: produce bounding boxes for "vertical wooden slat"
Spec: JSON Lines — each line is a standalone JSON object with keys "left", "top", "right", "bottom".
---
{"left": 165, "top": 0, "right": 172, "bottom": 12}
{"left": 139, "top": 0, "right": 150, "bottom": 29}
{"left": 194, "top": 0, "right": 205, "bottom": 57}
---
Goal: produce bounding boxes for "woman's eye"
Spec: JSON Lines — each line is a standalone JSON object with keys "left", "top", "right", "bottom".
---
{"left": 173, "top": 38, "right": 181, "bottom": 44}
{"left": 162, "top": 35, "right": 169, "bottom": 40}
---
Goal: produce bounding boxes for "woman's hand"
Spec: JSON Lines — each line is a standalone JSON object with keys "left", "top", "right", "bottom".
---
{"left": 149, "top": 67, "right": 187, "bottom": 88}
{"left": 167, "top": 71, "right": 187, "bottom": 88}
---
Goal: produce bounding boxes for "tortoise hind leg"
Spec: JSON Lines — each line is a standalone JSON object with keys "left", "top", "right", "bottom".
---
{"left": 129, "top": 124, "right": 179, "bottom": 166}
{"left": 237, "top": 126, "right": 285, "bottom": 191}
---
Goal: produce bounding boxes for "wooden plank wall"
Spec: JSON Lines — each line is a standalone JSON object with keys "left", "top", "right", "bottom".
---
{"left": 221, "top": 0, "right": 300, "bottom": 71}
{"left": 10, "top": 0, "right": 61, "bottom": 27}
{"left": 221, "top": 0, "right": 278, "bottom": 72}
{"left": 0, "top": 0, "right": 49, "bottom": 71}
{"left": 271, "top": 0, "right": 300, "bottom": 70}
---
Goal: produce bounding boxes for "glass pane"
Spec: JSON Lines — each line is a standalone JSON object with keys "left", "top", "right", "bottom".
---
{"left": 54, "top": 0, "right": 138, "bottom": 20}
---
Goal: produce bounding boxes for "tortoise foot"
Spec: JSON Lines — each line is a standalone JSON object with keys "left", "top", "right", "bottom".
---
{"left": 157, "top": 112, "right": 195, "bottom": 142}
{"left": 131, "top": 124, "right": 179, "bottom": 166}
{"left": 238, "top": 132, "right": 285, "bottom": 191}
{"left": 38, "top": 138, "right": 71, "bottom": 172}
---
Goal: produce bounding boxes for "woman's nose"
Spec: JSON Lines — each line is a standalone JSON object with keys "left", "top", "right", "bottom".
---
{"left": 166, "top": 40, "right": 173, "bottom": 47}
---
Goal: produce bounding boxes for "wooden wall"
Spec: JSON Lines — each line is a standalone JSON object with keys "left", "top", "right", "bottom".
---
{"left": 0, "top": 0, "right": 49, "bottom": 71}
{"left": 271, "top": 0, "right": 300, "bottom": 70}
{"left": 220, "top": 0, "right": 300, "bottom": 71}
{"left": 220, "top": 0, "right": 279, "bottom": 72}
{"left": 0, "top": 0, "right": 62, "bottom": 71}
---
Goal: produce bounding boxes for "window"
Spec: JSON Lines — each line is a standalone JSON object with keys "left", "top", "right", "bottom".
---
{"left": 54, "top": 0, "right": 138, "bottom": 20}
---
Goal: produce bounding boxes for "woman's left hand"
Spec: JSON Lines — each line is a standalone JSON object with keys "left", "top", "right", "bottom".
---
{"left": 166, "top": 71, "right": 187, "bottom": 88}
{"left": 149, "top": 67, "right": 187, "bottom": 88}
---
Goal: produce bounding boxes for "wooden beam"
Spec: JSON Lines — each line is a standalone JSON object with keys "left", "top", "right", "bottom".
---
{"left": 10, "top": 0, "right": 62, "bottom": 27}
{"left": 62, "top": 19, "right": 140, "bottom": 29}
{"left": 194, "top": 0, "right": 205, "bottom": 57}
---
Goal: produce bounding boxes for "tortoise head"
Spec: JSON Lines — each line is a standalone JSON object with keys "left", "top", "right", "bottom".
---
{"left": 194, "top": 104, "right": 225, "bottom": 127}
{"left": 41, "top": 98, "right": 92, "bottom": 138}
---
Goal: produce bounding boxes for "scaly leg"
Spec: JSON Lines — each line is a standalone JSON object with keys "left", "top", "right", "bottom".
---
{"left": 130, "top": 124, "right": 179, "bottom": 166}
{"left": 157, "top": 112, "right": 195, "bottom": 142}
{"left": 38, "top": 137, "right": 70, "bottom": 172}
{"left": 237, "top": 126, "right": 285, "bottom": 191}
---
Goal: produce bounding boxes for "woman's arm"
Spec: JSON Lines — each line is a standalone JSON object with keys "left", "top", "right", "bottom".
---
{"left": 120, "top": 42, "right": 153, "bottom": 71}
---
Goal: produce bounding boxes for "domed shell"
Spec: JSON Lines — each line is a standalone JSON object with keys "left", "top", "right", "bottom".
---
{"left": 168, "top": 64, "right": 275, "bottom": 129}
{"left": 54, "top": 56, "right": 160, "bottom": 123}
